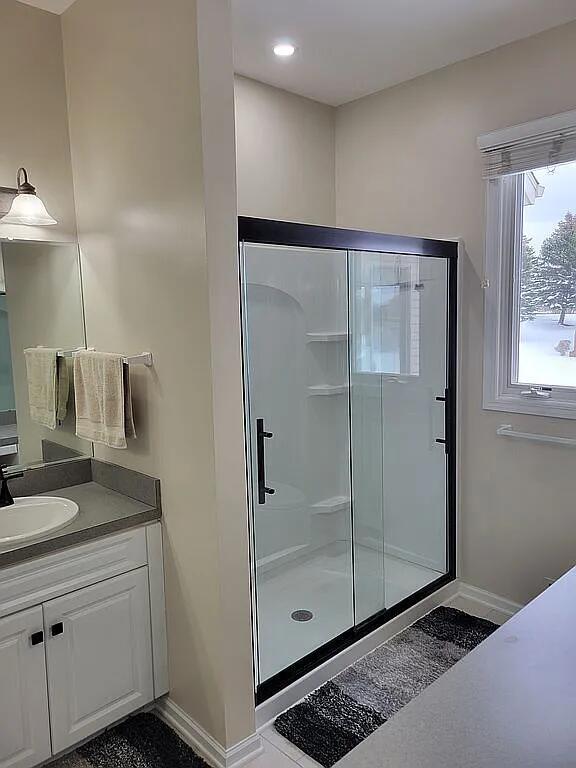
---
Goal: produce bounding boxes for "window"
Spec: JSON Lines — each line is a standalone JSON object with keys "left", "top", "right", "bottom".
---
{"left": 481, "top": 110, "right": 576, "bottom": 418}
{"left": 350, "top": 251, "right": 420, "bottom": 376}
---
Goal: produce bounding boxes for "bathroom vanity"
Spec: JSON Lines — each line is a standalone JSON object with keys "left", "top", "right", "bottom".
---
{"left": 0, "top": 461, "right": 167, "bottom": 768}
{"left": 0, "top": 113, "right": 167, "bottom": 768}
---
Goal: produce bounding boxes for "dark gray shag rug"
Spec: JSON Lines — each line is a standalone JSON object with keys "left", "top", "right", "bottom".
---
{"left": 275, "top": 606, "right": 497, "bottom": 767}
{"left": 49, "top": 713, "right": 207, "bottom": 768}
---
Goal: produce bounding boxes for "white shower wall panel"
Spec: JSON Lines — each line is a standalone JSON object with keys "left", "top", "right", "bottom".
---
{"left": 244, "top": 244, "right": 350, "bottom": 566}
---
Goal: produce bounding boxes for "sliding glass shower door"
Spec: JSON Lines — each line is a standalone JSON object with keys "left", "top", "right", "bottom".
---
{"left": 242, "top": 242, "right": 354, "bottom": 686}
{"left": 240, "top": 219, "right": 456, "bottom": 700}
{"left": 349, "top": 251, "right": 449, "bottom": 623}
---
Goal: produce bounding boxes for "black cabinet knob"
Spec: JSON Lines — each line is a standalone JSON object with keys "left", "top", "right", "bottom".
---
{"left": 30, "top": 630, "right": 44, "bottom": 646}
{"left": 51, "top": 622, "right": 64, "bottom": 637}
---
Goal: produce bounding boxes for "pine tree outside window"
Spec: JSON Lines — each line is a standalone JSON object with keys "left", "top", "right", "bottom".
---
{"left": 536, "top": 212, "right": 576, "bottom": 327}
{"left": 480, "top": 111, "right": 576, "bottom": 419}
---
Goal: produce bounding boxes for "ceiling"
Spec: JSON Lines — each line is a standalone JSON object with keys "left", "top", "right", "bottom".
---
{"left": 17, "top": 0, "right": 74, "bottom": 12}
{"left": 17, "top": 0, "right": 576, "bottom": 106}
{"left": 232, "top": 0, "right": 576, "bottom": 105}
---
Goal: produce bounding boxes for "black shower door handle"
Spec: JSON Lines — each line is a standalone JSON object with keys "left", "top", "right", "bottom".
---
{"left": 256, "top": 418, "right": 275, "bottom": 504}
{"left": 435, "top": 389, "right": 450, "bottom": 454}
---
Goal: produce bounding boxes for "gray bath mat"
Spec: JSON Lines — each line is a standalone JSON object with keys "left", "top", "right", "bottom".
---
{"left": 49, "top": 712, "right": 207, "bottom": 768}
{"left": 274, "top": 606, "right": 497, "bottom": 767}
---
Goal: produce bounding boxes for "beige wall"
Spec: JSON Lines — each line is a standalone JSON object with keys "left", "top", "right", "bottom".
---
{"left": 235, "top": 75, "right": 335, "bottom": 224}
{"left": 196, "top": 0, "right": 256, "bottom": 747}
{"left": 63, "top": 0, "right": 254, "bottom": 747}
{"left": 336, "top": 21, "right": 576, "bottom": 605}
{"left": 0, "top": 0, "right": 76, "bottom": 243}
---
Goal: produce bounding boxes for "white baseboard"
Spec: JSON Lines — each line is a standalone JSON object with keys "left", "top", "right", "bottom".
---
{"left": 155, "top": 697, "right": 263, "bottom": 768}
{"left": 455, "top": 582, "right": 524, "bottom": 619}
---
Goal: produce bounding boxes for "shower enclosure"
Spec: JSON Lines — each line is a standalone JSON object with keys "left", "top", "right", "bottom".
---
{"left": 239, "top": 218, "right": 457, "bottom": 701}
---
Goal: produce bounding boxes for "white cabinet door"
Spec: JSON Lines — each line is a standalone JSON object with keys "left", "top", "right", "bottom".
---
{"left": 44, "top": 568, "right": 153, "bottom": 754}
{"left": 0, "top": 607, "right": 51, "bottom": 768}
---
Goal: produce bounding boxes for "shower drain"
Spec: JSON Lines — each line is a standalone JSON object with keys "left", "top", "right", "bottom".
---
{"left": 291, "top": 609, "right": 314, "bottom": 622}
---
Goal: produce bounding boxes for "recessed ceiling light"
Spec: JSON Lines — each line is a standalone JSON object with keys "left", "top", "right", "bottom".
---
{"left": 273, "top": 43, "right": 296, "bottom": 58}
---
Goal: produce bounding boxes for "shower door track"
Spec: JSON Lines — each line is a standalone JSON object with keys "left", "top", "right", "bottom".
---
{"left": 238, "top": 217, "right": 458, "bottom": 704}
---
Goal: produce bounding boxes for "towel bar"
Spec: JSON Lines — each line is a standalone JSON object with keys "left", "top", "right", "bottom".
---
{"left": 57, "top": 349, "right": 153, "bottom": 367}
{"left": 496, "top": 424, "right": 576, "bottom": 447}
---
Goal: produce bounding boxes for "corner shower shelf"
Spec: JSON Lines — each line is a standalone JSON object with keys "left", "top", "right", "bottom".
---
{"left": 306, "top": 332, "right": 348, "bottom": 343}
{"left": 311, "top": 496, "right": 351, "bottom": 515}
{"left": 307, "top": 384, "right": 349, "bottom": 396}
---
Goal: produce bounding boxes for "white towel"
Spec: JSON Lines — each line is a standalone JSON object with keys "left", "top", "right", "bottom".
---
{"left": 24, "top": 347, "right": 59, "bottom": 429}
{"left": 74, "top": 350, "right": 136, "bottom": 449}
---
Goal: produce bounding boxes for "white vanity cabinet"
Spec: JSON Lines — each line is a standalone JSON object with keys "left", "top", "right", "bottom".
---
{"left": 0, "top": 522, "right": 167, "bottom": 768}
{"left": 0, "top": 607, "right": 52, "bottom": 768}
{"left": 44, "top": 568, "right": 154, "bottom": 753}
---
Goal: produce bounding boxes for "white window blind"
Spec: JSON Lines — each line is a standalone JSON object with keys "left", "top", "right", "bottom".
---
{"left": 478, "top": 109, "right": 576, "bottom": 178}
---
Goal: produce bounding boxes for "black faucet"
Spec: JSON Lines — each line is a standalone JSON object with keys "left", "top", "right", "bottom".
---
{"left": 0, "top": 465, "right": 21, "bottom": 508}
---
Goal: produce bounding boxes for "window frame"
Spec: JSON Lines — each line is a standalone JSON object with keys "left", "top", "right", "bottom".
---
{"left": 483, "top": 172, "right": 576, "bottom": 419}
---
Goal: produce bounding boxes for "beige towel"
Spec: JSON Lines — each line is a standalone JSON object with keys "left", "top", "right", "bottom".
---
{"left": 24, "top": 347, "right": 59, "bottom": 429}
{"left": 74, "top": 350, "right": 136, "bottom": 449}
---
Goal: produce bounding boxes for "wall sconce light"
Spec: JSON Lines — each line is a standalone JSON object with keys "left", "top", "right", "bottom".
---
{"left": 0, "top": 168, "right": 57, "bottom": 226}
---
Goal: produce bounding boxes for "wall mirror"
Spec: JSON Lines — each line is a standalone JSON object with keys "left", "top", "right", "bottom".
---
{"left": 0, "top": 240, "right": 93, "bottom": 469}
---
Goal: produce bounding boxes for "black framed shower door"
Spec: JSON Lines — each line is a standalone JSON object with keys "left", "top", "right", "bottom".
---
{"left": 239, "top": 217, "right": 457, "bottom": 703}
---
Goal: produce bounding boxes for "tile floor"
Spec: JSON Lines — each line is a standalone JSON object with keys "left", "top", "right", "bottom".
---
{"left": 447, "top": 595, "right": 509, "bottom": 626}
{"left": 247, "top": 598, "right": 508, "bottom": 768}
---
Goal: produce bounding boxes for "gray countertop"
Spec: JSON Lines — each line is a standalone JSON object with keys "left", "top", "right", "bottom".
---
{"left": 0, "top": 422, "right": 18, "bottom": 447}
{"left": 0, "top": 481, "right": 161, "bottom": 568}
{"left": 337, "top": 569, "right": 576, "bottom": 768}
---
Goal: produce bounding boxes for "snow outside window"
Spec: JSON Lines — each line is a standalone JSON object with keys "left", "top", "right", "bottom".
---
{"left": 483, "top": 158, "right": 576, "bottom": 419}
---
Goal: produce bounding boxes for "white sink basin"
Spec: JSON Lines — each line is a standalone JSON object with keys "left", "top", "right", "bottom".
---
{"left": 0, "top": 497, "right": 79, "bottom": 546}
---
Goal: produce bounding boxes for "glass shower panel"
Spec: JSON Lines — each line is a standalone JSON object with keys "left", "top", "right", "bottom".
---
{"left": 350, "top": 251, "right": 448, "bottom": 623}
{"left": 242, "top": 243, "right": 353, "bottom": 685}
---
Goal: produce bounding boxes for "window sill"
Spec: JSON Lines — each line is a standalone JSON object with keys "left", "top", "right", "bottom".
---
{"left": 483, "top": 393, "right": 576, "bottom": 420}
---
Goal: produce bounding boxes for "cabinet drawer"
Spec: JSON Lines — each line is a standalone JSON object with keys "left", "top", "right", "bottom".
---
{"left": 0, "top": 527, "right": 148, "bottom": 619}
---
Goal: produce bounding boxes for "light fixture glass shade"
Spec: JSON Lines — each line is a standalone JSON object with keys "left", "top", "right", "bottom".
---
{"left": 1, "top": 193, "right": 57, "bottom": 226}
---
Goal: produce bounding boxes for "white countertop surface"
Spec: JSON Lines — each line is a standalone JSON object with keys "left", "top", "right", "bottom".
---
{"left": 337, "top": 571, "right": 576, "bottom": 768}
